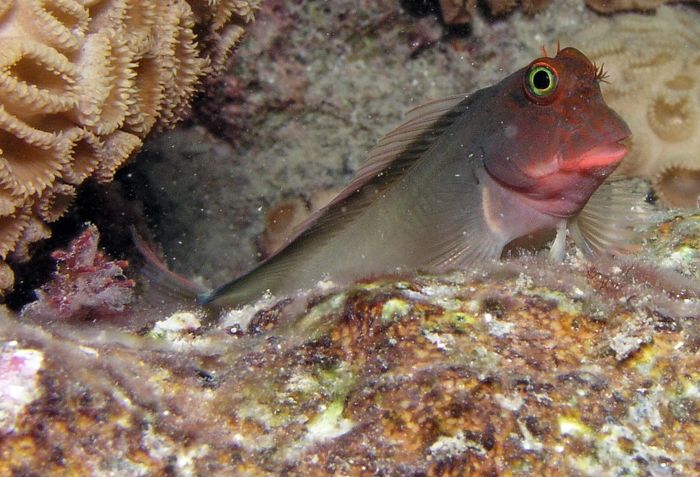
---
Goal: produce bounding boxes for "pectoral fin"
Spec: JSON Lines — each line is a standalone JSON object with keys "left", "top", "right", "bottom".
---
{"left": 401, "top": 152, "right": 507, "bottom": 272}
{"left": 569, "top": 178, "right": 653, "bottom": 258}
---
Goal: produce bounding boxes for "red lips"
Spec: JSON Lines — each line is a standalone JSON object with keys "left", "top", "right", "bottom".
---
{"left": 565, "top": 141, "right": 628, "bottom": 172}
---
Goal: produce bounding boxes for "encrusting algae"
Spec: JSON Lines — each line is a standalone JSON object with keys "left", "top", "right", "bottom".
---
{"left": 1, "top": 211, "right": 699, "bottom": 476}
{"left": 0, "top": 0, "right": 259, "bottom": 293}
{"left": 584, "top": 0, "right": 700, "bottom": 13}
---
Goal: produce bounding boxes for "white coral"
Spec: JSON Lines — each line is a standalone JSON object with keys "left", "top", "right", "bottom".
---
{"left": 573, "top": 6, "right": 700, "bottom": 208}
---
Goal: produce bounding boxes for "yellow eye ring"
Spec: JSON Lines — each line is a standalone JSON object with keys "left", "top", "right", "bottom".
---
{"left": 526, "top": 64, "right": 558, "bottom": 98}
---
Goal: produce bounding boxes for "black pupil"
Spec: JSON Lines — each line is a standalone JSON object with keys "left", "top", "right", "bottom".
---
{"left": 533, "top": 69, "right": 550, "bottom": 90}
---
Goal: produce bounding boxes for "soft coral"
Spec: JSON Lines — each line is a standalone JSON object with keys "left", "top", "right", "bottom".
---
{"left": 22, "top": 224, "right": 135, "bottom": 320}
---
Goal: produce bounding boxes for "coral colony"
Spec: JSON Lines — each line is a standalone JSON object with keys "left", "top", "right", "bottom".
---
{"left": 0, "top": 0, "right": 259, "bottom": 293}
{"left": 575, "top": 7, "right": 700, "bottom": 207}
{"left": 21, "top": 225, "right": 134, "bottom": 320}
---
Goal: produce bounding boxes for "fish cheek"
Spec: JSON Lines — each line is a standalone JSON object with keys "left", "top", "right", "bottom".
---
{"left": 482, "top": 120, "right": 561, "bottom": 190}
{"left": 480, "top": 170, "right": 563, "bottom": 242}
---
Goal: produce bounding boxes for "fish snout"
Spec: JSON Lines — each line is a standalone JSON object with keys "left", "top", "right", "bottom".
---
{"left": 575, "top": 141, "right": 628, "bottom": 172}
{"left": 562, "top": 105, "right": 631, "bottom": 174}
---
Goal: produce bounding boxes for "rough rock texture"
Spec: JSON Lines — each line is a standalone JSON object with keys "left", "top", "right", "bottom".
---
{"left": 573, "top": 6, "right": 700, "bottom": 208}
{"left": 439, "top": 0, "right": 553, "bottom": 25}
{"left": 439, "top": 0, "right": 700, "bottom": 21}
{"left": 0, "top": 0, "right": 259, "bottom": 293}
{"left": 0, "top": 211, "right": 698, "bottom": 476}
{"left": 585, "top": 0, "right": 700, "bottom": 12}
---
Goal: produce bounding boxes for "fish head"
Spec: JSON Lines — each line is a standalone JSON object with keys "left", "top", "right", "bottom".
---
{"left": 482, "top": 47, "right": 632, "bottom": 217}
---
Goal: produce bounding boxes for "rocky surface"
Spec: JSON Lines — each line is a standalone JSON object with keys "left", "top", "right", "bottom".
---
{"left": 1, "top": 212, "right": 698, "bottom": 476}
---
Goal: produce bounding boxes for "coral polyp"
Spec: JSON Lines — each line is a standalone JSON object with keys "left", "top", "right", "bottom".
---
{"left": 647, "top": 89, "right": 697, "bottom": 143}
{"left": 656, "top": 165, "right": 700, "bottom": 208}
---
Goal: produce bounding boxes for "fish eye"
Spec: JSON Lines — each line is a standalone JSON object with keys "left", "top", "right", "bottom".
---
{"left": 525, "top": 63, "right": 558, "bottom": 99}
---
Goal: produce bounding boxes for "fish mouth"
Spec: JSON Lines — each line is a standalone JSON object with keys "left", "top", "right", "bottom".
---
{"left": 572, "top": 140, "right": 629, "bottom": 172}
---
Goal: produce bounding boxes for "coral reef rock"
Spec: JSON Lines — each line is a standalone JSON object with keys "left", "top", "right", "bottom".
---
{"left": 573, "top": 6, "right": 700, "bottom": 208}
{"left": 585, "top": 0, "right": 700, "bottom": 13}
{"left": 0, "top": 0, "right": 259, "bottom": 292}
{"left": 0, "top": 211, "right": 698, "bottom": 476}
{"left": 439, "top": 0, "right": 551, "bottom": 25}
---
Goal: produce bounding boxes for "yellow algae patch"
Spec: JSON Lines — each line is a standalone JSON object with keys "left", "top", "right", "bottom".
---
{"left": 380, "top": 298, "right": 410, "bottom": 323}
{"left": 446, "top": 310, "right": 476, "bottom": 332}
{"left": 624, "top": 342, "right": 662, "bottom": 379}
{"left": 558, "top": 415, "right": 594, "bottom": 439}
{"left": 525, "top": 287, "right": 583, "bottom": 316}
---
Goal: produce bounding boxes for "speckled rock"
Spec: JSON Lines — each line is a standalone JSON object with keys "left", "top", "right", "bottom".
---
{"left": 1, "top": 212, "right": 699, "bottom": 476}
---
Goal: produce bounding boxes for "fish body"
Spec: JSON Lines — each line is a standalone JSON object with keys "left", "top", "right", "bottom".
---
{"left": 198, "top": 47, "right": 632, "bottom": 308}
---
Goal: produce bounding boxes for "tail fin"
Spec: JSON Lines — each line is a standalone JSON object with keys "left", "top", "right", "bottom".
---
{"left": 131, "top": 227, "right": 209, "bottom": 306}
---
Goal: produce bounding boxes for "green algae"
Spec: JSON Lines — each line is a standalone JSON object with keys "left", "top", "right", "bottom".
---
{"left": 422, "top": 309, "right": 476, "bottom": 334}
{"left": 290, "top": 292, "right": 348, "bottom": 341}
{"left": 446, "top": 311, "right": 477, "bottom": 332}
{"left": 304, "top": 400, "right": 354, "bottom": 442}
{"left": 524, "top": 287, "right": 584, "bottom": 316}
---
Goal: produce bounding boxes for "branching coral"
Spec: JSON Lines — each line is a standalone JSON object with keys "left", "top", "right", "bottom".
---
{"left": 0, "top": 0, "right": 259, "bottom": 293}
{"left": 573, "top": 6, "right": 700, "bottom": 208}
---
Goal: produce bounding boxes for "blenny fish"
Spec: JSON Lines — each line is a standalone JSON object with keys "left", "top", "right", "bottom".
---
{"left": 144, "top": 47, "right": 639, "bottom": 309}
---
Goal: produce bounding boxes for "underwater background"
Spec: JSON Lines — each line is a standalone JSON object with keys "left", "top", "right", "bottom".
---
{"left": 0, "top": 0, "right": 699, "bottom": 475}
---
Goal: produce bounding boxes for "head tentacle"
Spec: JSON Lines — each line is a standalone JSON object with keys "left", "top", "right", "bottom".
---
{"left": 593, "top": 61, "right": 610, "bottom": 83}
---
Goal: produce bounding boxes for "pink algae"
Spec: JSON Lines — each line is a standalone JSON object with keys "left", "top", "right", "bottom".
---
{"left": 0, "top": 346, "right": 43, "bottom": 434}
{"left": 21, "top": 224, "right": 135, "bottom": 320}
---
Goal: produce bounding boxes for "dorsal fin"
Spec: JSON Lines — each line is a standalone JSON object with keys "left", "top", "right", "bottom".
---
{"left": 279, "top": 92, "right": 474, "bottom": 248}
{"left": 332, "top": 93, "right": 470, "bottom": 208}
